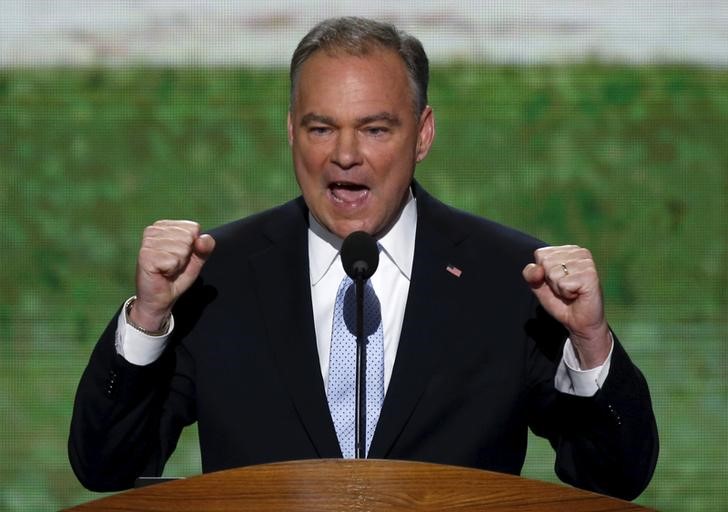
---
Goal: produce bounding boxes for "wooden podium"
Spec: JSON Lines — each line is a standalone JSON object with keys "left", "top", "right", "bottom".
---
{"left": 66, "top": 459, "right": 653, "bottom": 511}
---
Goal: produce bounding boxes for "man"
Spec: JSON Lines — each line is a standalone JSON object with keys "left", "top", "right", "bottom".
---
{"left": 69, "top": 17, "right": 658, "bottom": 500}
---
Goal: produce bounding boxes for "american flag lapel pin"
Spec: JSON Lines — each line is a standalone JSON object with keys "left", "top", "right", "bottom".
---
{"left": 446, "top": 264, "right": 462, "bottom": 278}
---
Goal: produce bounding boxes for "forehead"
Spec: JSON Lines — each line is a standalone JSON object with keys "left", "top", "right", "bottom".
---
{"left": 293, "top": 49, "right": 413, "bottom": 116}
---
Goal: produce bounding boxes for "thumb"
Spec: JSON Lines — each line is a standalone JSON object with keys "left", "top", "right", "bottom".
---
{"left": 522, "top": 262, "right": 544, "bottom": 288}
{"left": 166, "top": 234, "right": 215, "bottom": 300}
{"left": 181, "top": 234, "right": 215, "bottom": 281}
{"left": 194, "top": 233, "right": 216, "bottom": 261}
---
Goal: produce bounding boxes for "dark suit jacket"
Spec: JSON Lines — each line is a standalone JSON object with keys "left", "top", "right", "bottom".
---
{"left": 69, "top": 183, "right": 658, "bottom": 499}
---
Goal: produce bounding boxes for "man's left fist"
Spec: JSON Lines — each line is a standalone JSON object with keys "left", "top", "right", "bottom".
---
{"left": 522, "top": 245, "right": 611, "bottom": 369}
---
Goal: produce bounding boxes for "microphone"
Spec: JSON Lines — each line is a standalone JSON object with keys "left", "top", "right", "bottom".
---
{"left": 340, "top": 231, "right": 379, "bottom": 459}
{"left": 341, "top": 231, "right": 379, "bottom": 280}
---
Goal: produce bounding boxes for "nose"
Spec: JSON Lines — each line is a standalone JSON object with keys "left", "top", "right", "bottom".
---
{"left": 331, "top": 130, "right": 362, "bottom": 169}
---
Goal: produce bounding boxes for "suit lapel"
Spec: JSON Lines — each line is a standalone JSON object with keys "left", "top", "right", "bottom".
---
{"left": 247, "top": 187, "right": 472, "bottom": 460}
{"left": 369, "top": 184, "right": 470, "bottom": 458}
{"left": 248, "top": 199, "right": 342, "bottom": 458}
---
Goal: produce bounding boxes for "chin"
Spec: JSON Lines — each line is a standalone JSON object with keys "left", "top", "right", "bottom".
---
{"left": 330, "top": 221, "right": 371, "bottom": 239}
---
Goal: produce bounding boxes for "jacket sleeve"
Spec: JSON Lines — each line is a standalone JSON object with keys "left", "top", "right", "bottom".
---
{"left": 68, "top": 306, "right": 196, "bottom": 492}
{"left": 525, "top": 305, "right": 659, "bottom": 501}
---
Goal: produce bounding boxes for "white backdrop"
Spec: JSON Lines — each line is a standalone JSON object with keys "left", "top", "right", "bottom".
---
{"left": 2, "top": 0, "right": 728, "bottom": 66}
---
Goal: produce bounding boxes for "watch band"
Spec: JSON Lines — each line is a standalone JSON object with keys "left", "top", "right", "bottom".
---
{"left": 125, "top": 297, "right": 170, "bottom": 337}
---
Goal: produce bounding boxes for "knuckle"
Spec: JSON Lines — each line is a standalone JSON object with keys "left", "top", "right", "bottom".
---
{"left": 546, "top": 266, "right": 561, "bottom": 283}
{"left": 169, "top": 240, "right": 194, "bottom": 258}
{"left": 157, "top": 253, "right": 182, "bottom": 273}
{"left": 178, "top": 220, "right": 201, "bottom": 233}
{"left": 542, "top": 256, "right": 556, "bottom": 270}
{"left": 580, "top": 257, "right": 595, "bottom": 269}
{"left": 183, "top": 229, "right": 198, "bottom": 245}
{"left": 138, "top": 247, "right": 154, "bottom": 262}
{"left": 580, "top": 248, "right": 593, "bottom": 260}
{"left": 170, "top": 224, "right": 199, "bottom": 244}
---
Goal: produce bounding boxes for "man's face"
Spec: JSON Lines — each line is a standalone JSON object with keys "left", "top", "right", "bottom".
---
{"left": 288, "top": 49, "right": 435, "bottom": 239}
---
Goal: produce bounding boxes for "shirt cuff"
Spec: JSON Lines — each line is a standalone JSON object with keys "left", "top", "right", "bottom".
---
{"left": 114, "top": 297, "right": 174, "bottom": 366}
{"left": 554, "top": 333, "right": 614, "bottom": 397}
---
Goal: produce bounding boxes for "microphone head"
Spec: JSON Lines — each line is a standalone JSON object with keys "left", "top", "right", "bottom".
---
{"left": 341, "top": 231, "right": 379, "bottom": 279}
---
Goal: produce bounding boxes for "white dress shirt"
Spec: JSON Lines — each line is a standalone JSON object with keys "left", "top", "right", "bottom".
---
{"left": 117, "top": 191, "right": 612, "bottom": 396}
{"left": 308, "top": 191, "right": 418, "bottom": 393}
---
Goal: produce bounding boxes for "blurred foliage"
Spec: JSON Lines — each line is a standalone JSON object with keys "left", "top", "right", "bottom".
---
{"left": 0, "top": 65, "right": 726, "bottom": 510}
{"left": 424, "top": 63, "right": 728, "bottom": 322}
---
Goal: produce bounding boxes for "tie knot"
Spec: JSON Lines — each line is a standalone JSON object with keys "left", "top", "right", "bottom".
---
{"left": 336, "top": 277, "right": 382, "bottom": 339}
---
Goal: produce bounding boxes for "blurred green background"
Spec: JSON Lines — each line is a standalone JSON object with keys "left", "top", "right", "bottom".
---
{"left": 1, "top": 64, "right": 726, "bottom": 510}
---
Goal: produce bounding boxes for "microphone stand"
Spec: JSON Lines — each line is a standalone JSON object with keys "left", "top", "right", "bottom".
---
{"left": 341, "top": 231, "right": 378, "bottom": 461}
{"left": 354, "top": 272, "right": 366, "bottom": 459}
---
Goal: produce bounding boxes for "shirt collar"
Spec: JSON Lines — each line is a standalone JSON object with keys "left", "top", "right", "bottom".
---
{"left": 308, "top": 188, "right": 417, "bottom": 286}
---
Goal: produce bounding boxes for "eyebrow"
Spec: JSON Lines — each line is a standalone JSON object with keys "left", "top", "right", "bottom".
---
{"left": 299, "top": 112, "right": 402, "bottom": 127}
{"left": 300, "top": 113, "right": 336, "bottom": 126}
{"left": 357, "top": 112, "right": 401, "bottom": 126}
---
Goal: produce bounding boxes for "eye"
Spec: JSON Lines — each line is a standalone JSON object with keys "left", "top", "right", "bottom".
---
{"left": 365, "top": 126, "right": 389, "bottom": 137}
{"left": 309, "top": 126, "right": 332, "bottom": 136}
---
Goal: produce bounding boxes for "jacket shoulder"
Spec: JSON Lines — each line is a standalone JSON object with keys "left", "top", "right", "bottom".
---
{"left": 415, "top": 184, "right": 546, "bottom": 263}
{"left": 207, "top": 197, "right": 306, "bottom": 246}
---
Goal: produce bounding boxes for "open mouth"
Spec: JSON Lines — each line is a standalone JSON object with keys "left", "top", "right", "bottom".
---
{"left": 328, "top": 181, "right": 370, "bottom": 204}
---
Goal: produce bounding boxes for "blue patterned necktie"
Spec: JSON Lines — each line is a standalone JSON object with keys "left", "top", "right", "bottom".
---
{"left": 326, "top": 275, "right": 385, "bottom": 458}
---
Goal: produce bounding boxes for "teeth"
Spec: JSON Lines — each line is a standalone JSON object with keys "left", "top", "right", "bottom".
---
{"left": 330, "top": 184, "right": 368, "bottom": 203}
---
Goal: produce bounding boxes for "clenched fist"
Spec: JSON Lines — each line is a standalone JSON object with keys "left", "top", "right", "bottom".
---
{"left": 522, "top": 245, "right": 611, "bottom": 369}
{"left": 129, "top": 220, "right": 215, "bottom": 332}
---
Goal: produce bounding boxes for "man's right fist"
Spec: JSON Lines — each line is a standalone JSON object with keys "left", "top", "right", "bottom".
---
{"left": 130, "top": 220, "right": 216, "bottom": 332}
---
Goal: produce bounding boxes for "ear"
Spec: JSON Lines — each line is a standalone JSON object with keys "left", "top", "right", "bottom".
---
{"left": 287, "top": 110, "right": 294, "bottom": 146}
{"left": 415, "top": 106, "right": 435, "bottom": 163}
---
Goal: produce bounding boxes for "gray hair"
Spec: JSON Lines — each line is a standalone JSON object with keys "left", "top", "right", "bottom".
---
{"left": 290, "top": 17, "right": 429, "bottom": 116}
